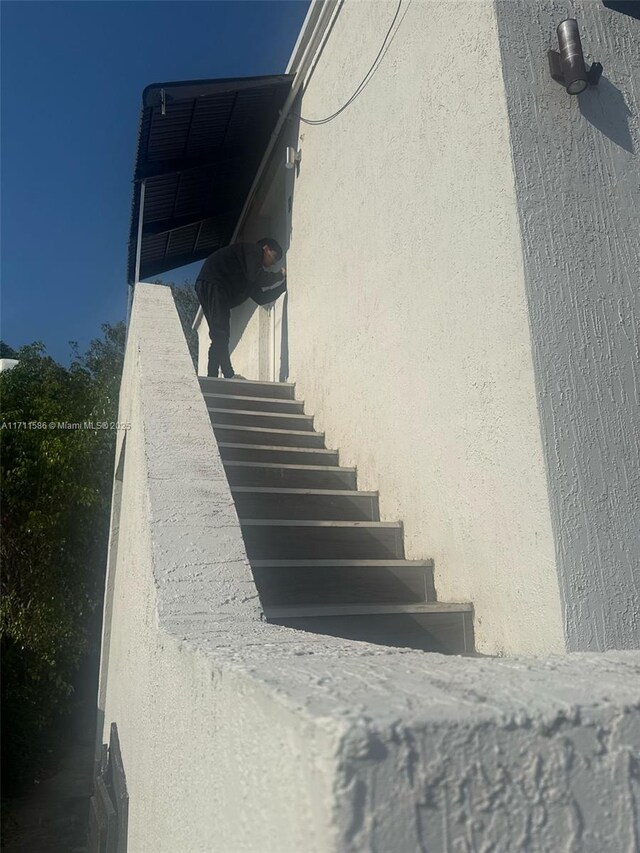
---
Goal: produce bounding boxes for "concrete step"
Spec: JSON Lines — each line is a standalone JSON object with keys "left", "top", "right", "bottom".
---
{"left": 265, "top": 602, "right": 470, "bottom": 617}
{"left": 213, "top": 423, "right": 325, "bottom": 448}
{"left": 199, "top": 383, "right": 475, "bottom": 655}
{"left": 198, "top": 376, "right": 295, "bottom": 399}
{"left": 240, "top": 519, "right": 404, "bottom": 560}
{"left": 218, "top": 443, "right": 339, "bottom": 466}
{"left": 232, "top": 487, "right": 379, "bottom": 521}
{"left": 209, "top": 408, "right": 315, "bottom": 432}
{"left": 252, "top": 559, "right": 435, "bottom": 605}
{"left": 267, "top": 605, "right": 474, "bottom": 654}
{"left": 223, "top": 461, "right": 357, "bottom": 490}
{"left": 202, "top": 392, "right": 305, "bottom": 415}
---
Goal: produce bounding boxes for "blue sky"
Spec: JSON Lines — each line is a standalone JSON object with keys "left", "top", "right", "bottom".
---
{"left": 1, "top": 0, "right": 309, "bottom": 363}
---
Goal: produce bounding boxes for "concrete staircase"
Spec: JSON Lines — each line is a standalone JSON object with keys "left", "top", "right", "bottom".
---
{"left": 200, "top": 376, "right": 474, "bottom": 654}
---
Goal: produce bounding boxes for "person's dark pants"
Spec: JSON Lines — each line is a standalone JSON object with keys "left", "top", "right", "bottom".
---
{"left": 195, "top": 279, "right": 234, "bottom": 378}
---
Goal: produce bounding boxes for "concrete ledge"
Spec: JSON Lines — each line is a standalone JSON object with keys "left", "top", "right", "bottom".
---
{"left": 99, "top": 284, "right": 640, "bottom": 852}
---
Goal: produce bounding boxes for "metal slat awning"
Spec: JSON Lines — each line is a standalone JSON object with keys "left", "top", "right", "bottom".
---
{"left": 127, "top": 74, "right": 294, "bottom": 285}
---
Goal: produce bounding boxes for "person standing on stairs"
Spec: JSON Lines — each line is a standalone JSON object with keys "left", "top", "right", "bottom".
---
{"left": 195, "top": 238, "right": 287, "bottom": 378}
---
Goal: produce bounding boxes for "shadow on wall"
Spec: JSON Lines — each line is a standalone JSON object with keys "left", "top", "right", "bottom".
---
{"left": 579, "top": 76, "right": 634, "bottom": 153}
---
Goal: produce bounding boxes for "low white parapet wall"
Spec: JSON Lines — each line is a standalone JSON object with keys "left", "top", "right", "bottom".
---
{"left": 98, "top": 283, "right": 640, "bottom": 853}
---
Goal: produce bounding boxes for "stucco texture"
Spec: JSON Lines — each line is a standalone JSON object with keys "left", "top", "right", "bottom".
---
{"left": 278, "top": 0, "right": 564, "bottom": 656}
{"left": 230, "top": 0, "right": 640, "bottom": 655}
{"left": 495, "top": 0, "right": 640, "bottom": 652}
{"left": 98, "top": 284, "right": 640, "bottom": 852}
{"left": 197, "top": 293, "right": 265, "bottom": 380}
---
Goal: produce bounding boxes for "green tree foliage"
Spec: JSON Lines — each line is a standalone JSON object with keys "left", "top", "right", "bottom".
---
{"left": 0, "top": 322, "right": 125, "bottom": 793}
{"left": 0, "top": 341, "right": 19, "bottom": 359}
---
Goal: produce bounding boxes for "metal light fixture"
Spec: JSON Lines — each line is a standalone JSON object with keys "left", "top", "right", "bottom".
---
{"left": 548, "top": 19, "right": 603, "bottom": 95}
{"left": 285, "top": 147, "right": 302, "bottom": 169}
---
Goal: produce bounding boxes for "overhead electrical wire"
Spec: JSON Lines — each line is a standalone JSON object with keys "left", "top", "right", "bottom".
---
{"left": 293, "top": 0, "right": 409, "bottom": 126}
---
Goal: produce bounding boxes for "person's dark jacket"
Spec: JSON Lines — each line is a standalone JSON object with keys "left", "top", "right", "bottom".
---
{"left": 196, "top": 243, "right": 286, "bottom": 308}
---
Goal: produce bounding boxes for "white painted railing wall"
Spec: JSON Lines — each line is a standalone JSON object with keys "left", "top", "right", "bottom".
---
{"left": 100, "top": 283, "right": 640, "bottom": 852}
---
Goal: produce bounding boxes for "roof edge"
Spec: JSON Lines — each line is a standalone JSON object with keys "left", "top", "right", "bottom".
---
{"left": 285, "top": 0, "right": 325, "bottom": 73}
{"left": 142, "top": 74, "right": 293, "bottom": 108}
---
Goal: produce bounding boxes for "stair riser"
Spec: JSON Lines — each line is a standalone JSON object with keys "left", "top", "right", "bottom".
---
{"left": 234, "top": 491, "right": 378, "bottom": 521}
{"left": 241, "top": 525, "right": 404, "bottom": 560}
{"left": 210, "top": 410, "right": 314, "bottom": 432}
{"left": 224, "top": 465, "right": 357, "bottom": 490}
{"left": 202, "top": 395, "right": 305, "bottom": 415}
{"left": 271, "top": 612, "right": 474, "bottom": 654}
{"left": 219, "top": 446, "right": 339, "bottom": 466}
{"left": 253, "top": 566, "right": 429, "bottom": 605}
{"left": 214, "top": 425, "right": 324, "bottom": 448}
{"left": 199, "top": 377, "right": 294, "bottom": 399}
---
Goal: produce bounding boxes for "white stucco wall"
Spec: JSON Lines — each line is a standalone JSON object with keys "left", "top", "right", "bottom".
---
{"left": 196, "top": 297, "right": 263, "bottom": 378}
{"left": 99, "top": 283, "right": 341, "bottom": 852}
{"left": 98, "top": 283, "right": 640, "bottom": 852}
{"left": 271, "top": 0, "right": 565, "bottom": 656}
{"left": 196, "top": 316, "right": 209, "bottom": 376}
{"left": 494, "top": 0, "right": 640, "bottom": 652}
{"left": 228, "top": 0, "right": 640, "bottom": 655}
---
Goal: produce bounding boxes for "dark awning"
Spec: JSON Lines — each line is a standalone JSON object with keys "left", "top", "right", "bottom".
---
{"left": 127, "top": 74, "right": 294, "bottom": 284}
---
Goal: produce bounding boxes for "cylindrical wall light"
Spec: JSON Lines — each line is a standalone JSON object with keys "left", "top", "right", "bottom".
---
{"left": 557, "top": 19, "right": 588, "bottom": 94}
{"left": 548, "top": 19, "right": 603, "bottom": 95}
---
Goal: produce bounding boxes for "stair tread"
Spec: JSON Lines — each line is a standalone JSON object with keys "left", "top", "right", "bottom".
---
{"left": 231, "top": 487, "right": 376, "bottom": 497}
{"left": 208, "top": 408, "right": 311, "bottom": 421}
{"left": 214, "top": 424, "right": 324, "bottom": 438}
{"left": 265, "top": 602, "right": 472, "bottom": 617}
{"left": 252, "top": 559, "right": 434, "bottom": 567}
{"left": 240, "top": 519, "right": 401, "bottom": 527}
{"left": 199, "top": 377, "right": 295, "bottom": 389}
{"left": 223, "top": 461, "right": 354, "bottom": 472}
{"left": 219, "top": 443, "right": 336, "bottom": 454}
{"left": 202, "top": 393, "right": 302, "bottom": 406}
